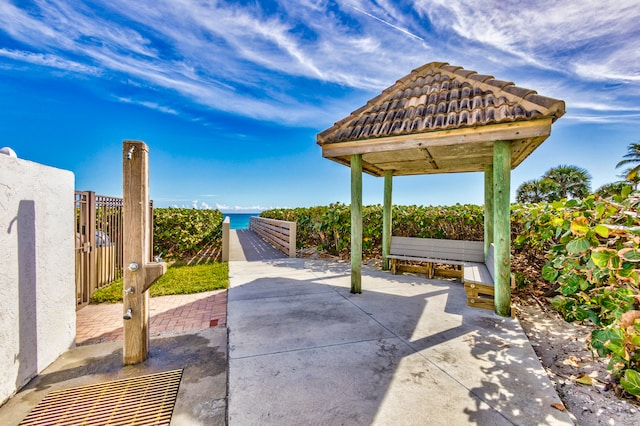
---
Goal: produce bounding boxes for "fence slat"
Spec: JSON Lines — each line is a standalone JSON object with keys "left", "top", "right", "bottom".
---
{"left": 250, "top": 217, "right": 297, "bottom": 257}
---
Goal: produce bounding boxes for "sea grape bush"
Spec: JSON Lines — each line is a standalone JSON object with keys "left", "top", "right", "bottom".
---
{"left": 153, "top": 208, "right": 223, "bottom": 258}
{"left": 515, "top": 189, "right": 640, "bottom": 397}
{"left": 261, "top": 203, "right": 485, "bottom": 257}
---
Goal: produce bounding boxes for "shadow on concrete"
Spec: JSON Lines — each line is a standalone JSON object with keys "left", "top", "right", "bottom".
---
{"left": 227, "top": 259, "right": 572, "bottom": 425}
{"left": 0, "top": 328, "right": 228, "bottom": 426}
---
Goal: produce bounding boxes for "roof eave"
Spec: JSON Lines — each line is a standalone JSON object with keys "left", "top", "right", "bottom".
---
{"left": 321, "top": 118, "right": 553, "bottom": 158}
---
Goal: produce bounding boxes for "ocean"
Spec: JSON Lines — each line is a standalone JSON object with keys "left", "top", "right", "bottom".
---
{"left": 224, "top": 213, "right": 260, "bottom": 230}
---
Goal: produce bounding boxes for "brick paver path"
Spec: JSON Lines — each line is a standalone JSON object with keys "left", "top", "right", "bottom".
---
{"left": 76, "top": 289, "right": 227, "bottom": 345}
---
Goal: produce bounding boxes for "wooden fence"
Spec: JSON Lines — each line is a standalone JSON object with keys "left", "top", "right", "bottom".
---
{"left": 75, "top": 191, "right": 153, "bottom": 308}
{"left": 249, "top": 216, "right": 297, "bottom": 257}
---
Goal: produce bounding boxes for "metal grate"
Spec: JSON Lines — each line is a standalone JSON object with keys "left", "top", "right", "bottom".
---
{"left": 20, "top": 369, "right": 183, "bottom": 426}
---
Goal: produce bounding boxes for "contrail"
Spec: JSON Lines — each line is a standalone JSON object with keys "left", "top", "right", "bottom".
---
{"left": 351, "top": 6, "right": 425, "bottom": 42}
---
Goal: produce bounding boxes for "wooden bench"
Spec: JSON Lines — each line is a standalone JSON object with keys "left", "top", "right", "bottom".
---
{"left": 463, "top": 244, "right": 495, "bottom": 310}
{"left": 388, "top": 236, "right": 496, "bottom": 310}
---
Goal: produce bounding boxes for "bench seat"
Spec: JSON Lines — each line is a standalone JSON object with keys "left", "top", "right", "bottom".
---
{"left": 463, "top": 262, "right": 495, "bottom": 310}
{"left": 388, "top": 236, "right": 497, "bottom": 310}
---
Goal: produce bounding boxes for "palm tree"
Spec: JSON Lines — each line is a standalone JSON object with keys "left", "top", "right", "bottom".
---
{"left": 616, "top": 142, "right": 640, "bottom": 185}
{"left": 516, "top": 179, "right": 559, "bottom": 203}
{"left": 542, "top": 165, "right": 591, "bottom": 199}
{"left": 617, "top": 167, "right": 640, "bottom": 191}
{"left": 594, "top": 181, "right": 630, "bottom": 198}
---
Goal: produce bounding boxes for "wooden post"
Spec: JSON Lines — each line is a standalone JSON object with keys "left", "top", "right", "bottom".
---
{"left": 484, "top": 165, "right": 494, "bottom": 258}
{"left": 288, "top": 221, "right": 297, "bottom": 258}
{"left": 122, "top": 141, "right": 166, "bottom": 365}
{"left": 87, "top": 191, "right": 97, "bottom": 298}
{"left": 493, "top": 141, "right": 511, "bottom": 317}
{"left": 221, "top": 216, "right": 230, "bottom": 262}
{"left": 382, "top": 171, "right": 393, "bottom": 270}
{"left": 351, "top": 154, "right": 362, "bottom": 293}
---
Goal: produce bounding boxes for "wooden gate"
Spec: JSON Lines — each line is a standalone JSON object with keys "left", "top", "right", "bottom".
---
{"left": 75, "top": 191, "right": 124, "bottom": 308}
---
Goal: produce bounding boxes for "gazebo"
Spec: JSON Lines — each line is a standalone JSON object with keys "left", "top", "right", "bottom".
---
{"left": 317, "top": 62, "right": 565, "bottom": 317}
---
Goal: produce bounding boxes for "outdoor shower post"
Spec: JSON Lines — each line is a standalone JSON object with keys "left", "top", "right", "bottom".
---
{"left": 122, "top": 140, "right": 166, "bottom": 365}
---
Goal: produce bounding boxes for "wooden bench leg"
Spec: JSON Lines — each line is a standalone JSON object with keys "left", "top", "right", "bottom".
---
{"left": 391, "top": 259, "right": 397, "bottom": 275}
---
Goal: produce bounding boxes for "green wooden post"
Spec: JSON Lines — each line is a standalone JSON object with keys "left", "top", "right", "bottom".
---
{"left": 484, "top": 165, "right": 494, "bottom": 258}
{"left": 493, "top": 141, "right": 511, "bottom": 317}
{"left": 351, "top": 154, "right": 362, "bottom": 293}
{"left": 382, "top": 171, "right": 393, "bottom": 270}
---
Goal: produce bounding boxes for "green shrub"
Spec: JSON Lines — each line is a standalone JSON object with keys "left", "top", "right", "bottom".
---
{"left": 516, "top": 190, "right": 640, "bottom": 397}
{"left": 153, "top": 208, "right": 223, "bottom": 259}
{"left": 261, "top": 203, "right": 485, "bottom": 257}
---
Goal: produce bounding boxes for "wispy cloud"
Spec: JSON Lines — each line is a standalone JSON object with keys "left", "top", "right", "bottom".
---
{"left": 216, "top": 203, "right": 271, "bottom": 213}
{"left": 117, "top": 97, "right": 179, "bottom": 115}
{"left": 1, "top": 0, "right": 638, "bottom": 127}
{"left": 0, "top": 48, "right": 102, "bottom": 75}
{"left": 350, "top": 6, "right": 425, "bottom": 42}
{"left": 415, "top": 0, "right": 640, "bottom": 81}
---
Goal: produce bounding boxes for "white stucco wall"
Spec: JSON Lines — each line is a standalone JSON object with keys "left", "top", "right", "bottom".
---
{"left": 0, "top": 155, "right": 75, "bottom": 405}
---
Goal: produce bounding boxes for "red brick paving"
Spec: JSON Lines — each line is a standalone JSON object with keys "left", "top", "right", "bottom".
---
{"left": 76, "top": 289, "right": 227, "bottom": 346}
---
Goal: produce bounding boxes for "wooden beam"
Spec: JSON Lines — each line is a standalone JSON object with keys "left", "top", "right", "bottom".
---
{"left": 382, "top": 171, "right": 393, "bottom": 270}
{"left": 484, "top": 165, "right": 494, "bottom": 258}
{"left": 321, "top": 119, "right": 552, "bottom": 158}
{"left": 351, "top": 154, "right": 362, "bottom": 293}
{"left": 420, "top": 148, "right": 439, "bottom": 169}
{"left": 493, "top": 141, "right": 511, "bottom": 317}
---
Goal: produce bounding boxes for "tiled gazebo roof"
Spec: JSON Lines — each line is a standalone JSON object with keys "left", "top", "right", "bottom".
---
{"left": 318, "top": 62, "right": 565, "bottom": 177}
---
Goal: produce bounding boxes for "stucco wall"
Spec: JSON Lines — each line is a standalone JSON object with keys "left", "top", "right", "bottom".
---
{"left": 0, "top": 155, "right": 75, "bottom": 405}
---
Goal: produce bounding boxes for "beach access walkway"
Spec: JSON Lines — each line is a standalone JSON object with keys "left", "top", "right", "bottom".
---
{"left": 227, "top": 230, "right": 574, "bottom": 425}
{"left": 0, "top": 229, "right": 574, "bottom": 425}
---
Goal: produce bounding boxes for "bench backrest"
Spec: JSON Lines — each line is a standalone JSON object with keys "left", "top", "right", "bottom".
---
{"left": 390, "top": 236, "right": 484, "bottom": 263}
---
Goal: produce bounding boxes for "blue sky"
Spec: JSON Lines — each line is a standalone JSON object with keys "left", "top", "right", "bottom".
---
{"left": 1, "top": 0, "right": 639, "bottom": 212}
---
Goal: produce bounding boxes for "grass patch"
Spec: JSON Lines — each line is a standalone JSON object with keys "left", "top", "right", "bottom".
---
{"left": 90, "top": 262, "right": 228, "bottom": 304}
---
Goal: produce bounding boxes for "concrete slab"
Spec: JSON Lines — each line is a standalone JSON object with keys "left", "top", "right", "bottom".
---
{"left": 228, "top": 257, "right": 574, "bottom": 425}
{"left": 0, "top": 327, "right": 228, "bottom": 426}
{"left": 230, "top": 338, "right": 511, "bottom": 425}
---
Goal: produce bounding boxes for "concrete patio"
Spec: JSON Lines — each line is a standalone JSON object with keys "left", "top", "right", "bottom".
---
{"left": 0, "top": 229, "right": 575, "bottom": 425}
{"left": 227, "top": 231, "right": 574, "bottom": 425}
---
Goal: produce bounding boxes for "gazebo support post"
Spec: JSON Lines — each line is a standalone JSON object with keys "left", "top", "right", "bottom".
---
{"left": 351, "top": 154, "right": 362, "bottom": 293}
{"left": 382, "top": 171, "right": 393, "bottom": 270}
{"left": 493, "top": 141, "right": 511, "bottom": 317}
{"left": 484, "top": 165, "right": 494, "bottom": 257}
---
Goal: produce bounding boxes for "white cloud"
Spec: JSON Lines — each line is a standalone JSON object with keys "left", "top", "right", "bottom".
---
{"left": 414, "top": 0, "right": 640, "bottom": 82}
{"left": 2, "top": 0, "right": 639, "bottom": 127}
{"left": 0, "top": 48, "right": 101, "bottom": 75}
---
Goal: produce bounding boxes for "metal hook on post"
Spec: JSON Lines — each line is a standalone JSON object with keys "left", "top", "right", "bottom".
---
{"left": 123, "top": 308, "right": 132, "bottom": 320}
{"left": 126, "top": 146, "right": 136, "bottom": 160}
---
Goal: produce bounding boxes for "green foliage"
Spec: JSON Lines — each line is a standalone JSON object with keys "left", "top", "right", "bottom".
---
{"left": 261, "top": 203, "right": 485, "bottom": 257}
{"left": 90, "top": 262, "right": 228, "bottom": 303}
{"left": 516, "top": 192, "right": 640, "bottom": 395}
{"left": 153, "top": 208, "right": 223, "bottom": 259}
{"left": 616, "top": 142, "right": 640, "bottom": 185}
{"left": 516, "top": 164, "right": 592, "bottom": 203}
{"left": 595, "top": 182, "right": 632, "bottom": 199}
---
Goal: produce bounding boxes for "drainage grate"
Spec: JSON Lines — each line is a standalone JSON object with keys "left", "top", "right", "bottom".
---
{"left": 20, "top": 369, "right": 183, "bottom": 426}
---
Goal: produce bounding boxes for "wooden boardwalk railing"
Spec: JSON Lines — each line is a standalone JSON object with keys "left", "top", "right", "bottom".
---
{"left": 249, "top": 217, "right": 297, "bottom": 258}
